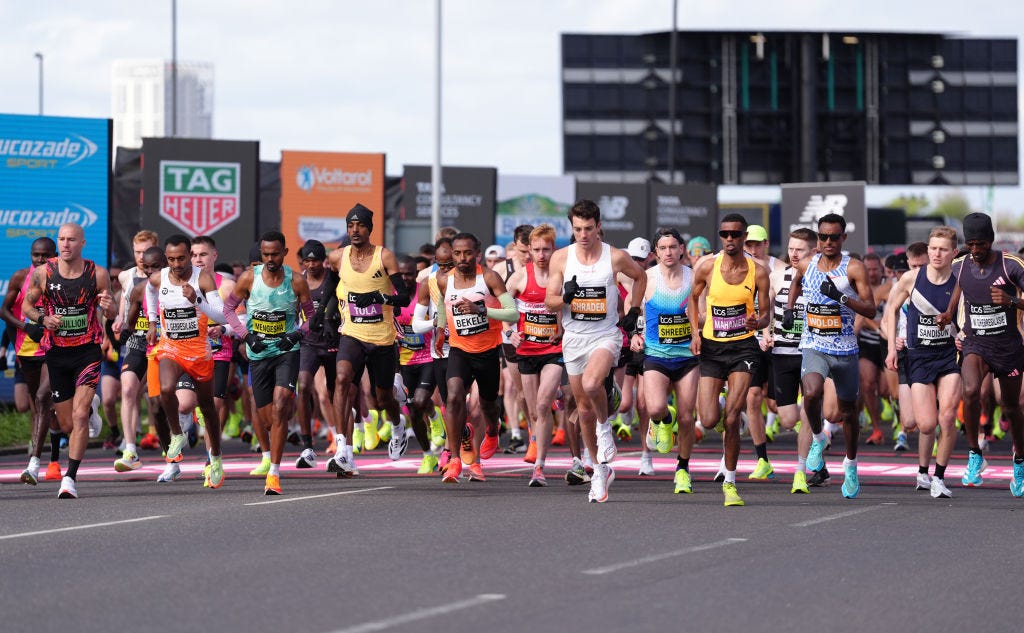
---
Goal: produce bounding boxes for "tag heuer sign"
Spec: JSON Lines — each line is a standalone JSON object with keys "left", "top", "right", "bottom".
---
{"left": 159, "top": 160, "right": 240, "bottom": 236}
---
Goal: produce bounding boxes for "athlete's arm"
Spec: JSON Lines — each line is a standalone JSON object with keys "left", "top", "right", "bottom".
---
{"left": 612, "top": 248, "right": 646, "bottom": 311}
{"left": 95, "top": 266, "right": 117, "bottom": 321}
{"left": 751, "top": 262, "right": 772, "bottom": 330}
{"left": 222, "top": 270, "right": 253, "bottom": 337}
{"left": 381, "top": 248, "right": 412, "bottom": 308}
{"left": 883, "top": 269, "right": 916, "bottom": 370}
{"left": 687, "top": 258, "right": 711, "bottom": 357}
{"left": 1, "top": 268, "right": 28, "bottom": 329}
{"left": 785, "top": 257, "right": 807, "bottom": 310}
{"left": 292, "top": 275, "right": 314, "bottom": 333}
{"left": 482, "top": 269, "right": 519, "bottom": 323}
{"left": 124, "top": 281, "right": 146, "bottom": 334}
{"left": 432, "top": 273, "right": 448, "bottom": 357}
{"left": 544, "top": 249, "right": 568, "bottom": 313}
{"left": 841, "top": 259, "right": 877, "bottom": 319}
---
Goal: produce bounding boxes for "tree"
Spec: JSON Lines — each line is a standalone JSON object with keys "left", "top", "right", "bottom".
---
{"left": 884, "top": 194, "right": 930, "bottom": 216}
{"left": 932, "top": 191, "right": 973, "bottom": 220}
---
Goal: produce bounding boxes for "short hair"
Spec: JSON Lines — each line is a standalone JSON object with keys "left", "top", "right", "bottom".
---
{"left": 654, "top": 227, "right": 684, "bottom": 246}
{"left": 817, "top": 213, "right": 847, "bottom": 232}
{"left": 435, "top": 226, "right": 459, "bottom": 241}
{"left": 192, "top": 235, "right": 216, "bottom": 249}
{"left": 142, "top": 245, "right": 166, "bottom": 264}
{"left": 434, "top": 237, "right": 453, "bottom": 251}
{"left": 789, "top": 227, "right": 817, "bottom": 244}
{"left": 907, "top": 241, "right": 929, "bottom": 258}
{"left": 414, "top": 256, "right": 430, "bottom": 269}
{"left": 165, "top": 234, "right": 191, "bottom": 250}
{"left": 418, "top": 243, "right": 436, "bottom": 258}
{"left": 451, "top": 232, "right": 480, "bottom": 252}
{"left": 214, "top": 262, "right": 234, "bottom": 275}
{"left": 863, "top": 252, "right": 882, "bottom": 264}
{"left": 32, "top": 237, "right": 56, "bottom": 254}
{"left": 928, "top": 227, "right": 957, "bottom": 247}
{"left": 397, "top": 255, "right": 416, "bottom": 269}
{"left": 568, "top": 199, "right": 601, "bottom": 223}
{"left": 260, "top": 230, "right": 286, "bottom": 247}
{"left": 720, "top": 213, "right": 748, "bottom": 230}
{"left": 529, "top": 224, "right": 557, "bottom": 245}
{"left": 133, "top": 230, "right": 159, "bottom": 245}
{"left": 513, "top": 224, "right": 535, "bottom": 246}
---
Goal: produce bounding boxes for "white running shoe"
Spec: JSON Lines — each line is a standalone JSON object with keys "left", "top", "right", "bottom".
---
{"left": 156, "top": 462, "right": 181, "bottom": 482}
{"left": 638, "top": 452, "right": 655, "bottom": 476}
{"left": 930, "top": 477, "right": 952, "bottom": 499}
{"left": 645, "top": 423, "right": 657, "bottom": 452}
{"left": 388, "top": 422, "right": 409, "bottom": 460}
{"left": 114, "top": 451, "right": 142, "bottom": 472}
{"left": 915, "top": 472, "right": 932, "bottom": 491}
{"left": 20, "top": 460, "right": 40, "bottom": 485}
{"left": 588, "top": 463, "right": 615, "bottom": 503}
{"left": 58, "top": 476, "right": 78, "bottom": 499}
{"left": 596, "top": 422, "right": 617, "bottom": 464}
{"left": 88, "top": 395, "right": 103, "bottom": 439}
{"left": 713, "top": 455, "right": 727, "bottom": 482}
{"left": 295, "top": 448, "right": 317, "bottom": 469}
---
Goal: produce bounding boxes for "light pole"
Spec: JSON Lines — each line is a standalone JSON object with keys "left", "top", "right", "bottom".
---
{"left": 34, "top": 52, "right": 43, "bottom": 115}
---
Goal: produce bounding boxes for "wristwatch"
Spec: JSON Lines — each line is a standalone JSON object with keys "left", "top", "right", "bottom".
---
{"left": 839, "top": 294, "right": 849, "bottom": 306}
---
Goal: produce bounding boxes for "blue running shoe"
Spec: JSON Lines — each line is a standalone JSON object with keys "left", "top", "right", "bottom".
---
{"left": 807, "top": 436, "right": 826, "bottom": 472}
{"left": 961, "top": 450, "right": 986, "bottom": 487}
{"left": 1011, "top": 460, "right": 1024, "bottom": 498}
{"left": 841, "top": 460, "right": 859, "bottom": 499}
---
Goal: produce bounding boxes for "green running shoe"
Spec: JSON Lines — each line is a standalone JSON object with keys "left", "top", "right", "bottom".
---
{"left": 655, "top": 421, "right": 674, "bottom": 454}
{"left": 722, "top": 482, "right": 744, "bottom": 506}
{"left": 166, "top": 433, "right": 187, "bottom": 463}
{"left": 249, "top": 456, "right": 272, "bottom": 477}
{"left": 208, "top": 457, "right": 224, "bottom": 488}
{"left": 353, "top": 427, "right": 364, "bottom": 454}
{"left": 417, "top": 453, "right": 439, "bottom": 474}
{"left": 673, "top": 469, "right": 692, "bottom": 494}
{"left": 791, "top": 470, "right": 809, "bottom": 494}
{"left": 748, "top": 458, "right": 775, "bottom": 480}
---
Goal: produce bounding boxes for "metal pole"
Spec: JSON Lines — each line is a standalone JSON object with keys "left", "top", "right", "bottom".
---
{"left": 34, "top": 52, "right": 43, "bottom": 115}
{"left": 171, "top": 0, "right": 178, "bottom": 136}
{"left": 667, "top": 0, "right": 678, "bottom": 184}
{"left": 431, "top": 0, "right": 442, "bottom": 240}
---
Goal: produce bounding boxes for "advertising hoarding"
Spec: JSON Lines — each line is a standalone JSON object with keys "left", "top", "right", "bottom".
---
{"left": 576, "top": 182, "right": 649, "bottom": 250}
{"left": 496, "top": 175, "right": 576, "bottom": 248}
{"left": 401, "top": 165, "right": 497, "bottom": 246}
{"left": 650, "top": 183, "right": 719, "bottom": 244}
{"left": 781, "top": 181, "right": 868, "bottom": 254}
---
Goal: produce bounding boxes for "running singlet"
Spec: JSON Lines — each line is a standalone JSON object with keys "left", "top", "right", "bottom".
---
{"left": 339, "top": 245, "right": 395, "bottom": 346}
{"left": 41, "top": 258, "right": 103, "bottom": 350}
{"left": 515, "top": 263, "right": 562, "bottom": 356}
{"left": 398, "top": 282, "right": 432, "bottom": 366}
{"left": 906, "top": 269, "right": 956, "bottom": 349}
{"left": 702, "top": 253, "right": 755, "bottom": 343}
{"left": 562, "top": 243, "right": 618, "bottom": 336}
{"left": 14, "top": 265, "right": 44, "bottom": 358}
{"left": 303, "top": 273, "right": 335, "bottom": 350}
{"left": 157, "top": 267, "right": 210, "bottom": 363}
{"left": 800, "top": 253, "right": 857, "bottom": 356}
{"left": 123, "top": 271, "right": 151, "bottom": 354}
{"left": 953, "top": 251, "right": 1024, "bottom": 340}
{"left": 444, "top": 269, "right": 502, "bottom": 353}
{"left": 246, "top": 265, "right": 296, "bottom": 362}
{"left": 770, "top": 265, "right": 805, "bottom": 356}
{"left": 643, "top": 265, "right": 694, "bottom": 360}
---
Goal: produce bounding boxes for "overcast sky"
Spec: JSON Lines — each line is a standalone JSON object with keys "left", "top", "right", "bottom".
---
{"left": 2, "top": 0, "right": 1021, "bottom": 213}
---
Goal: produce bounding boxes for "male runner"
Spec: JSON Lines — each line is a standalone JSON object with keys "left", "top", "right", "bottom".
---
{"left": 857, "top": 253, "right": 891, "bottom": 445}
{"left": 191, "top": 236, "right": 237, "bottom": 434}
{"left": 22, "top": 223, "right": 117, "bottom": 498}
{"left": 785, "top": 213, "right": 876, "bottom": 499}
{"left": 545, "top": 200, "right": 647, "bottom": 503}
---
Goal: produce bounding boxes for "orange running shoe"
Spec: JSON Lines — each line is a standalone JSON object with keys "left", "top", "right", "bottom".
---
{"left": 442, "top": 459, "right": 462, "bottom": 483}
{"left": 480, "top": 433, "right": 499, "bottom": 460}
{"left": 524, "top": 439, "right": 537, "bottom": 464}
{"left": 468, "top": 463, "right": 486, "bottom": 482}
{"left": 551, "top": 428, "right": 566, "bottom": 446}
{"left": 459, "top": 424, "right": 477, "bottom": 465}
{"left": 139, "top": 433, "right": 160, "bottom": 451}
{"left": 45, "top": 462, "right": 62, "bottom": 481}
{"left": 865, "top": 428, "right": 884, "bottom": 446}
{"left": 326, "top": 439, "right": 337, "bottom": 456}
{"left": 264, "top": 474, "right": 282, "bottom": 495}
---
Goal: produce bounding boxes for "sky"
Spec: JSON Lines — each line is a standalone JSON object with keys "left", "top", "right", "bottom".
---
{"left": 2, "top": 0, "right": 1021, "bottom": 214}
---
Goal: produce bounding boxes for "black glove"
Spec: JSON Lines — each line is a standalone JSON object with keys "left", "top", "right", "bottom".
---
{"left": 24, "top": 322, "right": 44, "bottom": 343}
{"left": 781, "top": 308, "right": 796, "bottom": 331}
{"left": 276, "top": 330, "right": 304, "bottom": 352}
{"left": 309, "top": 310, "right": 324, "bottom": 334}
{"left": 118, "top": 329, "right": 134, "bottom": 348}
{"left": 245, "top": 332, "right": 268, "bottom": 354}
{"left": 820, "top": 277, "right": 845, "bottom": 303}
{"left": 562, "top": 275, "right": 579, "bottom": 304}
{"left": 353, "top": 291, "right": 387, "bottom": 308}
{"left": 617, "top": 306, "right": 642, "bottom": 335}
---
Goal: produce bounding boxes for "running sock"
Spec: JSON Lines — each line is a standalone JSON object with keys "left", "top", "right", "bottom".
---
{"left": 269, "top": 463, "right": 280, "bottom": 477}
{"left": 28, "top": 455, "right": 40, "bottom": 469}
{"left": 724, "top": 469, "right": 736, "bottom": 484}
{"left": 918, "top": 465, "right": 929, "bottom": 475}
{"left": 754, "top": 443, "right": 767, "bottom": 460}
{"left": 813, "top": 431, "right": 828, "bottom": 444}
{"left": 510, "top": 425, "right": 522, "bottom": 440}
{"left": 125, "top": 442, "right": 137, "bottom": 454}
{"left": 797, "top": 456, "right": 806, "bottom": 471}
{"left": 934, "top": 464, "right": 947, "bottom": 480}
{"left": 766, "top": 411, "right": 777, "bottom": 428}
{"left": 301, "top": 433, "right": 313, "bottom": 450}
{"left": 66, "top": 458, "right": 81, "bottom": 480}
{"left": 676, "top": 456, "right": 689, "bottom": 472}
{"left": 49, "top": 431, "right": 61, "bottom": 461}
{"left": 621, "top": 409, "right": 634, "bottom": 427}
{"left": 843, "top": 456, "right": 857, "bottom": 469}
{"left": 572, "top": 456, "right": 583, "bottom": 469}
{"left": 261, "top": 451, "right": 271, "bottom": 462}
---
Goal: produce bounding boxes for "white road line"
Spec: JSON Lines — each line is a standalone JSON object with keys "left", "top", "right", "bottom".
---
{"left": 493, "top": 466, "right": 535, "bottom": 474}
{"left": 789, "top": 505, "right": 884, "bottom": 527}
{"left": 328, "top": 593, "right": 506, "bottom": 633}
{"left": 244, "top": 486, "right": 393, "bottom": 506}
{"left": 0, "top": 515, "right": 167, "bottom": 541}
{"left": 581, "top": 538, "right": 747, "bottom": 575}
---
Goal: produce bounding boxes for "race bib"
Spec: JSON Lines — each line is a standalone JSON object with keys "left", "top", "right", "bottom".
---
{"left": 54, "top": 304, "right": 88, "bottom": 338}
{"left": 968, "top": 304, "right": 1008, "bottom": 336}
{"left": 570, "top": 287, "right": 608, "bottom": 322}
{"left": 657, "top": 313, "right": 692, "bottom": 345}
{"left": 710, "top": 304, "right": 747, "bottom": 338}
{"left": 163, "top": 307, "right": 199, "bottom": 340}
{"left": 400, "top": 331, "right": 426, "bottom": 351}
{"left": 806, "top": 303, "right": 841, "bottom": 335}
{"left": 134, "top": 312, "right": 150, "bottom": 332}
{"left": 250, "top": 309, "right": 287, "bottom": 336}
{"left": 347, "top": 292, "right": 384, "bottom": 324}
{"left": 523, "top": 312, "right": 557, "bottom": 343}
{"left": 916, "top": 314, "right": 952, "bottom": 346}
{"left": 451, "top": 301, "right": 488, "bottom": 337}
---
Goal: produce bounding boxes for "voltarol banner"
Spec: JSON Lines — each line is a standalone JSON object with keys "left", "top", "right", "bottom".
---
{"left": 650, "top": 183, "right": 718, "bottom": 244}
{"left": 576, "top": 182, "right": 649, "bottom": 250}
{"left": 781, "top": 181, "right": 867, "bottom": 254}
{"left": 142, "top": 138, "right": 258, "bottom": 265}
{"left": 401, "top": 165, "right": 497, "bottom": 245}
{"left": 496, "top": 175, "right": 576, "bottom": 248}
{"left": 281, "top": 151, "right": 386, "bottom": 260}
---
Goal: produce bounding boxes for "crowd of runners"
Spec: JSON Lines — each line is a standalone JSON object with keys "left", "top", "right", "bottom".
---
{"left": 5, "top": 201, "right": 1024, "bottom": 505}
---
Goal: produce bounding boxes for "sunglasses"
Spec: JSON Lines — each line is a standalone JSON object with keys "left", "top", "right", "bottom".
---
{"left": 719, "top": 230, "right": 744, "bottom": 239}
{"left": 818, "top": 232, "right": 843, "bottom": 242}
{"left": 437, "top": 261, "right": 455, "bottom": 269}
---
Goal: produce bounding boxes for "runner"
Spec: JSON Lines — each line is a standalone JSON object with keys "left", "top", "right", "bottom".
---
{"left": 785, "top": 213, "right": 876, "bottom": 499}
{"left": 190, "top": 236, "right": 237, "bottom": 440}
{"left": 21, "top": 223, "right": 117, "bottom": 498}
{"left": 545, "top": 200, "right": 647, "bottom": 503}
{"left": 690, "top": 215, "right": 771, "bottom": 506}
{"left": 857, "top": 253, "right": 891, "bottom": 446}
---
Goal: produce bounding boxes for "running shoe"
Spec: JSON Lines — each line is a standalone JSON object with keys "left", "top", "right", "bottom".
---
{"left": 865, "top": 428, "right": 884, "bottom": 446}
{"left": 791, "top": 470, "right": 809, "bottom": 494}
{"left": 722, "top": 482, "right": 744, "bottom": 507}
{"left": 1011, "top": 460, "right": 1024, "bottom": 498}
{"left": 808, "top": 464, "right": 831, "bottom": 487}
{"left": 588, "top": 463, "right": 614, "bottom": 503}
{"left": 88, "top": 395, "right": 103, "bottom": 439}
{"left": 748, "top": 458, "right": 775, "bottom": 480}
{"left": 264, "top": 474, "right": 282, "bottom": 495}
{"left": 223, "top": 414, "right": 241, "bottom": 439}
{"left": 327, "top": 454, "right": 354, "bottom": 477}
{"left": 58, "top": 476, "right": 78, "bottom": 499}
{"left": 468, "top": 463, "right": 486, "bottom": 482}
{"left": 596, "top": 422, "right": 617, "bottom": 463}
{"left": 166, "top": 433, "right": 187, "bottom": 463}
{"left": 614, "top": 416, "right": 632, "bottom": 441}
{"left": 655, "top": 422, "right": 673, "bottom": 454}
{"left": 713, "top": 455, "right": 726, "bottom": 483}
{"left": 807, "top": 436, "right": 827, "bottom": 472}
{"left": 528, "top": 466, "right": 547, "bottom": 487}
{"left": 157, "top": 462, "right": 181, "bottom": 482}
{"left": 439, "top": 448, "right": 452, "bottom": 470}
{"left": 186, "top": 414, "right": 199, "bottom": 448}
{"left": 841, "top": 461, "right": 860, "bottom": 499}
{"left": 442, "top": 459, "right": 462, "bottom": 483}
{"left": 645, "top": 422, "right": 657, "bottom": 452}
{"left": 388, "top": 423, "right": 409, "bottom": 460}
{"left": 377, "top": 415, "right": 392, "bottom": 443}
{"left": 114, "top": 451, "right": 142, "bottom": 472}
{"left": 208, "top": 457, "right": 225, "bottom": 489}
{"left": 363, "top": 417, "right": 380, "bottom": 451}
{"left": 139, "top": 432, "right": 160, "bottom": 451}
{"left": 961, "top": 450, "right": 987, "bottom": 487}
{"left": 203, "top": 464, "right": 212, "bottom": 487}
{"left": 673, "top": 469, "right": 692, "bottom": 494}
{"left": 352, "top": 427, "right": 364, "bottom": 454}
{"left": 607, "top": 383, "right": 622, "bottom": 413}
{"left": 459, "top": 424, "right": 477, "bottom": 465}
{"left": 429, "top": 413, "right": 447, "bottom": 452}
{"left": 287, "top": 428, "right": 301, "bottom": 446}
{"left": 930, "top": 477, "right": 952, "bottom": 499}
{"left": 915, "top": 472, "right": 932, "bottom": 491}
{"left": 240, "top": 424, "right": 254, "bottom": 444}
{"left": 249, "top": 456, "right": 272, "bottom": 476}
{"left": 480, "top": 433, "right": 499, "bottom": 460}
{"left": 565, "top": 463, "right": 590, "bottom": 486}
{"left": 551, "top": 428, "right": 566, "bottom": 447}
{"left": 638, "top": 452, "right": 655, "bottom": 476}
{"left": 417, "top": 454, "right": 439, "bottom": 474}
{"left": 894, "top": 432, "right": 910, "bottom": 452}
{"left": 295, "top": 448, "right": 316, "bottom": 469}
{"left": 20, "top": 462, "right": 39, "bottom": 486}
{"left": 45, "top": 461, "right": 62, "bottom": 481}
{"left": 505, "top": 436, "right": 526, "bottom": 454}
{"left": 523, "top": 439, "right": 537, "bottom": 464}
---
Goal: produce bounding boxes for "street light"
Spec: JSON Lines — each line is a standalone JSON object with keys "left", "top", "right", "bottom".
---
{"left": 33, "top": 52, "right": 43, "bottom": 115}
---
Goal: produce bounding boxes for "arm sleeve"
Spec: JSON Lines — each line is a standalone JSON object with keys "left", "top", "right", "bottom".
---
{"left": 435, "top": 302, "right": 447, "bottom": 330}
{"left": 198, "top": 290, "right": 226, "bottom": 324}
{"left": 145, "top": 282, "right": 160, "bottom": 323}
{"left": 318, "top": 269, "right": 340, "bottom": 316}
{"left": 298, "top": 299, "right": 315, "bottom": 333}
{"left": 411, "top": 302, "right": 434, "bottom": 334}
{"left": 485, "top": 292, "right": 520, "bottom": 323}
{"left": 222, "top": 293, "right": 249, "bottom": 337}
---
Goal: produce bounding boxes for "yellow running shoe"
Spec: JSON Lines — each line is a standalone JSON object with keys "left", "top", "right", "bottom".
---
{"left": 429, "top": 409, "right": 446, "bottom": 451}
{"left": 722, "top": 482, "right": 744, "bottom": 506}
{"left": 378, "top": 412, "right": 392, "bottom": 442}
{"left": 791, "top": 470, "right": 809, "bottom": 494}
{"left": 364, "top": 413, "right": 380, "bottom": 450}
{"left": 249, "top": 456, "right": 271, "bottom": 476}
{"left": 203, "top": 464, "right": 211, "bottom": 488}
{"left": 655, "top": 422, "right": 674, "bottom": 454}
{"left": 673, "top": 469, "right": 692, "bottom": 494}
{"left": 748, "top": 458, "right": 775, "bottom": 480}
{"left": 352, "top": 427, "right": 364, "bottom": 454}
{"left": 417, "top": 454, "right": 439, "bottom": 474}
{"left": 208, "top": 457, "right": 224, "bottom": 489}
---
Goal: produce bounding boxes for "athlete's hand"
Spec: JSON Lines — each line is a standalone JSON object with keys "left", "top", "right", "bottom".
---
{"left": 353, "top": 291, "right": 387, "bottom": 308}
{"left": 617, "top": 307, "right": 641, "bottom": 334}
{"left": 146, "top": 323, "right": 158, "bottom": 346}
{"left": 433, "top": 327, "right": 445, "bottom": 356}
{"left": 820, "top": 277, "right": 845, "bottom": 303}
{"left": 245, "top": 332, "right": 268, "bottom": 354}
{"left": 781, "top": 308, "right": 796, "bottom": 331}
{"left": 745, "top": 312, "right": 760, "bottom": 331}
{"left": 309, "top": 311, "right": 324, "bottom": 333}
{"left": 509, "top": 329, "right": 522, "bottom": 347}
{"left": 690, "top": 332, "right": 702, "bottom": 357}
{"left": 630, "top": 333, "right": 644, "bottom": 353}
{"left": 97, "top": 289, "right": 114, "bottom": 314}
{"left": 885, "top": 348, "right": 899, "bottom": 372}
{"left": 895, "top": 336, "right": 906, "bottom": 351}
{"left": 934, "top": 311, "right": 952, "bottom": 329}
{"left": 276, "top": 330, "right": 304, "bottom": 352}
{"left": 208, "top": 325, "right": 225, "bottom": 339}
{"left": 561, "top": 275, "right": 579, "bottom": 304}
{"left": 954, "top": 333, "right": 963, "bottom": 352}
{"left": 112, "top": 314, "right": 123, "bottom": 335}
{"left": 181, "top": 284, "right": 198, "bottom": 304}
{"left": 24, "top": 321, "right": 44, "bottom": 343}
{"left": 990, "top": 285, "right": 1015, "bottom": 306}
{"left": 42, "top": 314, "right": 61, "bottom": 331}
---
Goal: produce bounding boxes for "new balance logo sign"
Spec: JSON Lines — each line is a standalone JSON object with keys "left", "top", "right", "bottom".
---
{"left": 797, "top": 194, "right": 857, "bottom": 232}
{"left": 49, "top": 283, "right": 61, "bottom": 291}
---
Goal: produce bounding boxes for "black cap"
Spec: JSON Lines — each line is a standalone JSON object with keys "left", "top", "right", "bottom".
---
{"left": 248, "top": 242, "right": 262, "bottom": 264}
{"left": 299, "top": 239, "right": 327, "bottom": 261}
{"left": 346, "top": 203, "right": 374, "bottom": 230}
{"left": 963, "top": 212, "right": 994, "bottom": 243}
{"left": 891, "top": 252, "right": 910, "bottom": 272}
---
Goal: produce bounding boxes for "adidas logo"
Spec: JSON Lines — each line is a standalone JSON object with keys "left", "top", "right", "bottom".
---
{"left": 993, "top": 275, "right": 1006, "bottom": 286}
{"left": 372, "top": 269, "right": 384, "bottom": 279}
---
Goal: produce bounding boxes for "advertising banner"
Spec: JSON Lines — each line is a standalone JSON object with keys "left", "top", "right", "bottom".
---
{"left": 650, "top": 183, "right": 718, "bottom": 244}
{"left": 141, "top": 138, "right": 259, "bottom": 265}
{"left": 576, "top": 182, "right": 649, "bottom": 250}
{"left": 401, "top": 165, "right": 497, "bottom": 245}
{"left": 781, "top": 181, "right": 867, "bottom": 254}
{"left": 496, "top": 175, "right": 576, "bottom": 248}
{"left": 281, "top": 151, "right": 385, "bottom": 260}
